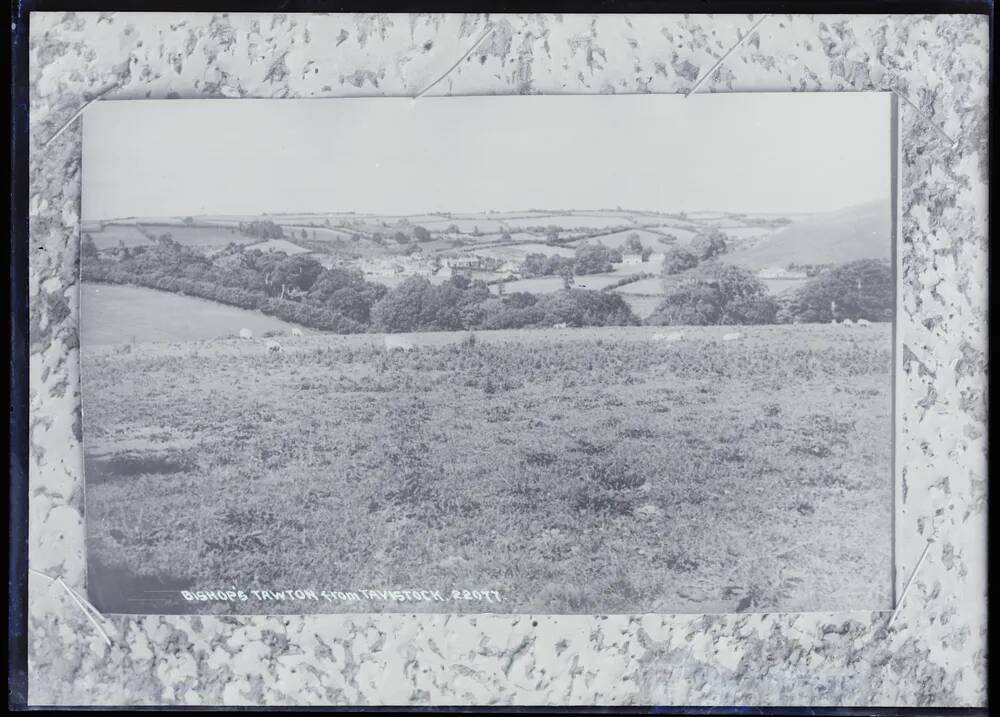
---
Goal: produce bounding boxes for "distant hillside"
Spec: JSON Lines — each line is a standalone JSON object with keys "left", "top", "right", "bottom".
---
{"left": 721, "top": 199, "right": 892, "bottom": 270}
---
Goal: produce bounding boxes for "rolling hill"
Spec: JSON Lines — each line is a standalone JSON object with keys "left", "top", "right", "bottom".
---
{"left": 721, "top": 199, "right": 892, "bottom": 270}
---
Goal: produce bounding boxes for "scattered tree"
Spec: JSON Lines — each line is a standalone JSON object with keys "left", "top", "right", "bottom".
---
{"left": 624, "top": 233, "right": 644, "bottom": 255}
{"left": 81, "top": 233, "right": 99, "bottom": 260}
{"left": 661, "top": 247, "right": 699, "bottom": 275}
{"left": 690, "top": 229, "right": 728, "bottom": 260}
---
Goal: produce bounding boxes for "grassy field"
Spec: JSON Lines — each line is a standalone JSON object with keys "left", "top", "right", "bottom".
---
{"left": 244, "top": 238, "right": 312, "bottom": 255}
{"left": 83, "top": 323, "right": 892, "bottom": 615}
{"left": 138, "top": 224, "right": 246, "bottom": 247}
{"left": 88, "top": 224, "right": 152, "bottom": 249}
{"left": 614, "top": 277, "right": 665, "bottom": 295}
{"left": 619, "top": 295, "right": 663, "bottom": 319}
{"left": 503, "top": 215, "right": 632, "bottom": 230}
{"left": 81, "top": 283, "right": 306, "bottom": 345}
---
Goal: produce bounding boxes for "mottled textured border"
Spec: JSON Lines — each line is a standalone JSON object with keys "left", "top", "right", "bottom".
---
{"left": 26, "top": 12, "right": 988, "bottom": 706}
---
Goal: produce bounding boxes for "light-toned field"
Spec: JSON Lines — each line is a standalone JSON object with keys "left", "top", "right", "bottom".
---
{"left": 619, "top": 295, "right": 663, "bottom": 319}
{"left": 614, "top": 277, "right": 665, "bottom": 295}
{"left": 713, "top": 225, "right": 784, "bottom": 238}
{"left": 283, "top": 226, "right": 356, "bottom": 241}
{"left": 245, "top": 239, "right": 312, "bottom": 255}
{"left": 139, "top": 224, "right": 247, "bottom": 247}
{"left": 415, "top": 219, "right": 510, "bottom": 233}
{"left": 495, "top": 276, "right": 566, "bottom": 293}
{"left": 502, "top": 214, "right": 633, "bottom": 230}
{"left": 637, "top": 225, "right": 701, "bottom": 241}
{"left": 87, "top": 224, "right": 152, "bottom": 249}
{"left": 81, "top": 283, "right": 305, "bottom": 345}
{"left": 82, "top": 323, "right": 892, "bottom": 615}
{"left": 761, "top": 278, "right": 811, "bottom": 295}
{"left": 568, "top": 273, "right": 630, "bottom": 290}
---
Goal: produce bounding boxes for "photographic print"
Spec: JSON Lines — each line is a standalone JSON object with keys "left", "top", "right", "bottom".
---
{"left": 80, "top": 94, "right": 896, "bottom": 615}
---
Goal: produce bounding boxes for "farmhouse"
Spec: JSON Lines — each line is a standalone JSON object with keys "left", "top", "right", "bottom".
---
{"left": 621, "top": 252, "right": 645, "bottom": 265}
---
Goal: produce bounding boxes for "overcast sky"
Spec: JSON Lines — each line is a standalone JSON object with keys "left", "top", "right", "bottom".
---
{"left": 83, "top": 93, "right": 892, "bottom": 220}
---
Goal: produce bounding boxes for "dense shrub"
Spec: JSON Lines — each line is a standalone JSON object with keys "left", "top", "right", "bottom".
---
{"left": 523, "top": 253, "right": 576, "bottom": 278}
{"left": 574, "top": 243, "right": 622, "bottom": 275}
{"left": 371, "top": 276, "right": 491, "bottom": 333}
{"left": 238, "top": 219, "right": 284, "bottom": 239}
{"left": 690, "top": 229, "right": 728, "bottom": 260}
{"left": 81, "top": 234, "right": 99, "bottom": 260}
{"left": 649, "top": 262, "right": 777, "bottom": 326}
{"left": 787, "top": 259, "right": 893, "bottom": 323}
{"left": 661, "top": 248, "right": 700, "bottom": 275}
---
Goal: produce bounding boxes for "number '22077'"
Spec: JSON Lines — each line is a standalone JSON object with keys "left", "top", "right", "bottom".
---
{"left": 451, "top": 589, "right": 502, "bottom": 603}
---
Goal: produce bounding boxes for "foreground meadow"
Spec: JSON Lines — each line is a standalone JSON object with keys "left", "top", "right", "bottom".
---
{"left": 82, "top": 324, "right": 893, "bottom": 614}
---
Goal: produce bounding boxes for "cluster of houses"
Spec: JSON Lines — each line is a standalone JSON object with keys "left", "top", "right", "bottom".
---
{"left": 351, "top": 248, "right": 671, "bottom": 284}
{"left": 356, "top": 253, "right": 522, "bottom": 282}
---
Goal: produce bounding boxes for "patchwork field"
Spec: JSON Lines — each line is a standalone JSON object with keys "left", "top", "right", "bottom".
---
{"left": 578, "top": 228, "right": 676, "bottom": 248}
{"left": 87, "top": 223, "right": 151, "bottom": 249}
{"left": 82, "top": 323, "right": 893, "bottom": 615}
{"left": 87, "top": 223, "right": 252, "bottom": 250}
{"left": 502, "top": 215, "right": 633, "bottom": 230}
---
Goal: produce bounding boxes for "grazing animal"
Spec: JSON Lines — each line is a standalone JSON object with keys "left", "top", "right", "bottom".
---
{"left": 652, "top": 331, "right": 684, "bottom": 342}
{"left": 552, "top": 322, "right": 569, "bottom": 329}
{"left": 265, "top": 339, "right": 283, "bottom": 353}
{"left": 829, "top": 319, "right": 838, "bottom": 325}
{"left": 843, "top": 319, "right": 856, "bottom": 326}
{"left": 857, "top": 318, "right": 871, "bottom": 326}
{"left": 722, "top": 332, "right": 742, "bottom": 341}
{"left": 384, "top": 335, "right": 415, "bottom": 352}
{"left": 238, "top": 328, "right": 254, "bottom": 340}
{"left": 290, "top": 327, "right": 303, "bottom": 337}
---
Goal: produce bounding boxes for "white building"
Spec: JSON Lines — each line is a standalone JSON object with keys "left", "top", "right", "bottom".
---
{"left": 443, "top": 255, "right": 484, "bottom": 270}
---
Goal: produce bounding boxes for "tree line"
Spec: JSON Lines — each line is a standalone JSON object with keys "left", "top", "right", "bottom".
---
{"left": 81, "top": 233, "right": 893, "bottom": 333}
